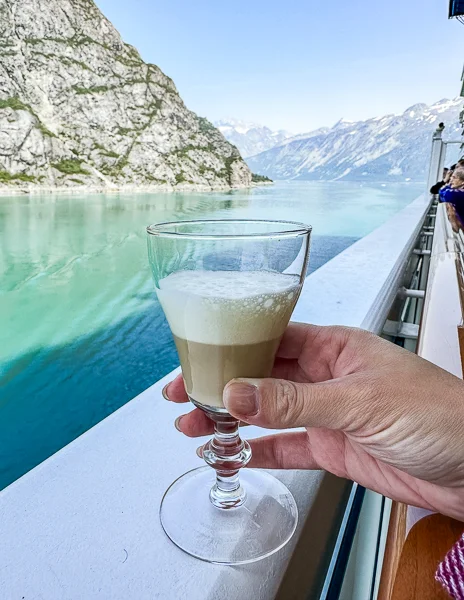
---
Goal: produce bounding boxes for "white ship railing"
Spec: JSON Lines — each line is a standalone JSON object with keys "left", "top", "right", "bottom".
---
{"left": 0, "top": 193, "right": 434, "bottom": 599}
{"left": 426, "top": 125, "right": 462, "bottom": 192}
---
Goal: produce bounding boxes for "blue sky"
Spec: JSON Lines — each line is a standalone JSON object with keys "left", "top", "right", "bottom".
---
{"left": 94, "top": 0, "right": 464, "bottom": 132}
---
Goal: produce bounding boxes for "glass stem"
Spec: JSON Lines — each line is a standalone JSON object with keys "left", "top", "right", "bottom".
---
{"left": 202, "top": 413, "right": 252, "bottom": 509}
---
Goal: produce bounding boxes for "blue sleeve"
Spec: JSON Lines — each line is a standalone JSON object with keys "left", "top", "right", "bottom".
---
{"left": 439, "top": 187, "right": 464, "bottom": 211}
{"left": 439, "top": 186, "right": 453, "bottom": 203}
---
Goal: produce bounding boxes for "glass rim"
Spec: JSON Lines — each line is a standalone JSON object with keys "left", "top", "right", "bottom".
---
{"left": 146, "top": 219, "right": 312, "bottom": 240}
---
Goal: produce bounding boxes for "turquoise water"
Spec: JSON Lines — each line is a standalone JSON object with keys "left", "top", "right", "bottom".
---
{"left": 0, "top": 181, "right": 423, "bottom": 489}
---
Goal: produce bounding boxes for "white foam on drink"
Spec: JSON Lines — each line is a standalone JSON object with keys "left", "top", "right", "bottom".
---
{"left": 157, "top": 270, "right": 301, "bottom": 345}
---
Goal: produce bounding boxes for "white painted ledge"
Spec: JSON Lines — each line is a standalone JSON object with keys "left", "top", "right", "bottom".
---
{"left": 0, "top": 194, "right": 431, "bottom": 600}
{"left": 293, "top": 193, "right": 430, "bottom": 331}
{"left": 407, "top": 202, "right": 464, "bottom": 535}
{"left": 417, "top": 202, "right": 463, "bottom": 377}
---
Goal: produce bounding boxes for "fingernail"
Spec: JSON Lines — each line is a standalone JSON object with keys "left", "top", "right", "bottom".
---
{"left": 174, "top": 416, "right": 184, "bottom": 432}
{"left": 162, "top": 383, "right": 171, "bottom": 401}
{"left": 196, "top": 446, "right": 204, "bottom": 458}
{"left": 224, "top": 380, "right": 259, "bottom": 416}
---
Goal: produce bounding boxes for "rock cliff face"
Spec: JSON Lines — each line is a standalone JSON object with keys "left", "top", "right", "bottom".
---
{"left": 0, "top": 0, "right": 252, "bottom": 190}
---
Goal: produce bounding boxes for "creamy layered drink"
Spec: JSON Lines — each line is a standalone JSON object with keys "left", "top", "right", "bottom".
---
{"left": 157, "top": 270, "right": 301, "bottom": 409}
{"left": 148, "top": 220, "right": 311, "bottom": 564}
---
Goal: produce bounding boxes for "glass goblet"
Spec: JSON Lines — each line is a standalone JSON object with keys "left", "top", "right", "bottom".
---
{"left": 147, "top": 219, "right": 312, "bottom": 564}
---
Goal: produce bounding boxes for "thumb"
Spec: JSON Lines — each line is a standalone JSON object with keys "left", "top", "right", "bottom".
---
{"left": 223, "top": 377, "right": 354, "bottom": 430}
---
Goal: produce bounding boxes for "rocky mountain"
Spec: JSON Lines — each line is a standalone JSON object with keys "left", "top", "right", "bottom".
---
{"left": 215, "top": 118, "right": 292, "bottom": 158}
{"left": 0, "top": 0, "right": 251, "bottom": 191}
{"left": 247, "top": 99, "right": 463, "bottom": 182}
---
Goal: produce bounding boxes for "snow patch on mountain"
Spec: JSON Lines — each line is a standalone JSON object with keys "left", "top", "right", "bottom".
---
{"left": 214, "top": 118, "right": 293, "bottom": 158}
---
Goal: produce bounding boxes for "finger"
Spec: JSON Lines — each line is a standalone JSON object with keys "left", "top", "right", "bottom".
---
{"left": 276, "top": 322, "right": 346, "bottom": 360}
{"left": 196, "top": 431, "right": 323, "bottom": 469}
{"left": 175, "top": 409, "right": 250, "bottom": 437}
{"left": 163, "top": 374, "right": 189, "bottom": 403}
{"left": 165, "top": 359, "right": 305, "bottom": 403}
{"left": 223, "top": 376, "right": 358, "bottom": 430}
{"left": 276, "top": 322, "right": 312, "bottom": 359}
{"left": 277, "top": 324, "right": 363, "bottom": 385}
{"left": 164, "top": 356, "right": 304, "bottom": 403}
{"left": 246, "top": 432, "right": 321, "bottom": 469}
{"left": 271, "top": 357, "right": 308, "bottom": 383}
{"left": 175, "top": 408, "right": 214, "bottom": 437}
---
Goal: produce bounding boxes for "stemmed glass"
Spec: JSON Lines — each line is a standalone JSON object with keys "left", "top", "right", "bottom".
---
{"left": 147, "top": 219, "right": 311, "bottom": 564}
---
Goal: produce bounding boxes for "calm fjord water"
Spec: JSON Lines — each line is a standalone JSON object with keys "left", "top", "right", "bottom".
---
{"left": 0, "top": 181, "right": 423, "bottom": 488}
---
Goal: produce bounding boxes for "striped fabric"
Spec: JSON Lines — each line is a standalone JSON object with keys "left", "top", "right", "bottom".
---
{"left": 436, "top": 534, "right": 464, "bottom": 599}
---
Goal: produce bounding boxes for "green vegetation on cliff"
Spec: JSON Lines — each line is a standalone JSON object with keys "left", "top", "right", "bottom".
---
{"left": 0, "top": 170, "right": 36, "bottom": 183}
{"left": 51, "top": 159, "right": 90, "bottom": 175}
{"left": 252, "top": 173, "right": 273, "bottom": 183}
{"left": 0, "top": 97, "right": 56, "bottom": 137}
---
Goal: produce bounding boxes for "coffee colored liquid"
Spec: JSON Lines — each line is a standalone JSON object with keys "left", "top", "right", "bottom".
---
{"left": 173, "top": 335, "right": 282, "bottom": 409}
{"left": 157, "top": 270, "right": 302, "bottom": 410}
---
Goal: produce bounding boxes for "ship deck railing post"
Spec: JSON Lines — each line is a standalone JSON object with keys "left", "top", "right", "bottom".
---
{"left": 426, "top": 125, "right": 446, "bottom": 193}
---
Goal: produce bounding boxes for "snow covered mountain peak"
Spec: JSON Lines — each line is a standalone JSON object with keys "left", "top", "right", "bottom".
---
{"left": 216, "top": 118, "right": 257, "bottom": 135}
{"left": 214, "top": 118, "right": 293, "bottom": 157}
{"left": 246, "top": 98, "right": 463, "bottom": 183}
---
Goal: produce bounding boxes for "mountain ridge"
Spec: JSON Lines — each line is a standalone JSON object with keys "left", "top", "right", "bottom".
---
{"left": 214, "top": 118, "right": 292, "bottom": 158}
{"left": 246, "top": 98, "right": 463, "bottom": 182}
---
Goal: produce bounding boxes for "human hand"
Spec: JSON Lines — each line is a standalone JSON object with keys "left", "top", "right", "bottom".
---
{"left": 445, "top": 203, "right": 463, "bottom": 233}
{"left": 164, "top": 323, "right": 464, "bottom": 521}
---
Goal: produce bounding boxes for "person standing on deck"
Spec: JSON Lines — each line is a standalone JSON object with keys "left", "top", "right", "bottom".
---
{"left": 430, "top": 167, "right": 450, "bottom": 194}
{"left": 439, "top": 168, "right": 464, "bottom": 224}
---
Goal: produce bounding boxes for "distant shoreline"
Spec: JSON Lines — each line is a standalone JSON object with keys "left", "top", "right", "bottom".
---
{"left": 0, "top": 179, "right": 426, "bottom": 196}
{"left": 0, "top": 182, "right": 273, "bottom": 197}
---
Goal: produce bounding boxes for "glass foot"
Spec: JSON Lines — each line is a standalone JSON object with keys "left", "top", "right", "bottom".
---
{"left": 160, "top": 466, "right": 298, "bottom": 565}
